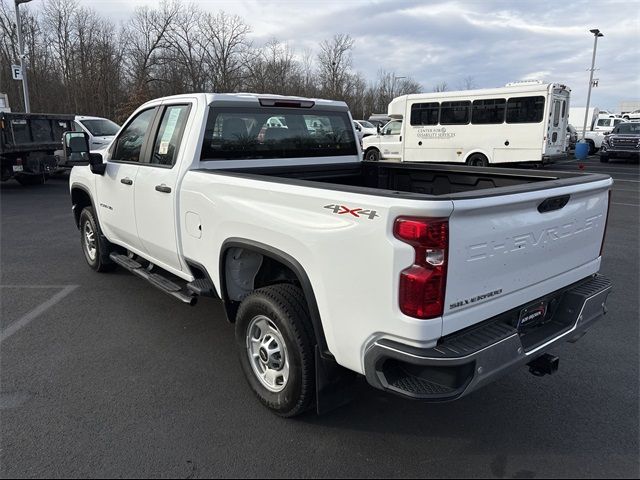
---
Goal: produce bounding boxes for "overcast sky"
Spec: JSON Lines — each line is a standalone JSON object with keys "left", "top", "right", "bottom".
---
{"left": 58, "top": 0, "right": 640, "bottom": 110}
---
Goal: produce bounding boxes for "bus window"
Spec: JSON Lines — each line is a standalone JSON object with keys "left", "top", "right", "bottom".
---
{"left": 440, "top": 101, "right": 471, "bottom": 125}
{"left": 561, "top": 100, "right": 566, "bottom": 118}
{"left": 506, "top": 96, "right": 545, "bottom": 123}
{"left": 472, "top": 99, "right": 505, "bottom": 124}
{"left": 410, "top": 102, "right": 439, "bottom": 126}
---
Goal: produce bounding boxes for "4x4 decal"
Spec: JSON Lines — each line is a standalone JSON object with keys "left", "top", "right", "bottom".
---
{"left": 324, "top": 204, "right": 379, "bottom": 220}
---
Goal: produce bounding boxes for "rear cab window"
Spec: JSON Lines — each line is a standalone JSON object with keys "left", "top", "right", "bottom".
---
{"left": 149, "top": 105, "right": 190, "bottom": 166}
{"left": 200, "top": 106, "right": 357, "bottom": 161}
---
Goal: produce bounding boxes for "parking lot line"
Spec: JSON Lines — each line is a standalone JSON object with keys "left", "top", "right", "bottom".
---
{"left": 0, "top": 285, "right": 78, "bottom": 344}
{"left": 612, "top": 202, "right": 640, "bottom": 207}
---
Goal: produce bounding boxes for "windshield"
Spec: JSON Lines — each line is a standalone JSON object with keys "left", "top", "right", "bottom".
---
{"left": 201, "top": 107, "right": 357, "bottom": 160}
{"left": 79, "top": 119, "right": 120, "bottom": 137}
{"left": 615, "top": 123, "right": 640, "bottom": 134}
{"left": 358, "top": 121, "right": 375, "bottom": 129}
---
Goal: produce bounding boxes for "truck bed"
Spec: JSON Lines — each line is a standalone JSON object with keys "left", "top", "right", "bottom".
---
{"left": 205, "top": 161, "right": 610, "bottom": 200}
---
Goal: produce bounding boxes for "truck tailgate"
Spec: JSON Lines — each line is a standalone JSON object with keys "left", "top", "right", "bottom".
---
{"left": 443, "top": 177, "right": 612, "bottom": 335}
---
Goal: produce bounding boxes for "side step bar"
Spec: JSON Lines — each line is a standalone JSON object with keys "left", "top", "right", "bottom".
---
{"left": 109, "top": 253, "right": 197, "bottom": 306}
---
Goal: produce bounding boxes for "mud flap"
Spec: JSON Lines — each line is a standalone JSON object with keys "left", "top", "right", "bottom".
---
{"left": 315, "top": 346, "right": 358, "bottom": 415}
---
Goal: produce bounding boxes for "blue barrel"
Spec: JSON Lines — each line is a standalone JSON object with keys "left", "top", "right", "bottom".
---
{"left": 575, "top": 141, "right": 589, "bottom": 160}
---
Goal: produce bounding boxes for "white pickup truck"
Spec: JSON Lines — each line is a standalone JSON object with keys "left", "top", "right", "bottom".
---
{"left": 66, "top": 93, "right": 613, "bottom": 417}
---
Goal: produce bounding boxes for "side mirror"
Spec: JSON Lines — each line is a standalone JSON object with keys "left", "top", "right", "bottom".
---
{"left": 376, "top": 125, "right": 381, "bottom": 134}
{"left": 62, "top": 131, "right": 105, "bottom": 174}
{"left": 89, "top": 153, "right": 105, "bottom": 175}
{"left": 355, "top": 124, "right": 361, "bottom": 131}
{"left": 63, "top": 131, "right": 91, "bottom": 165}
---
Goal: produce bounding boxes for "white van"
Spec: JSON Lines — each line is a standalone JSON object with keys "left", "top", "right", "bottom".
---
{"left": 74, "top": 115, "right": 120, "bottom": 150}
{"left": 363, "top": 82, "right": 570, "bottom": 165}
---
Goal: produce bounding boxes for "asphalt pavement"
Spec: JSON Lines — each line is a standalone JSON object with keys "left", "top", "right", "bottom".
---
{"left": 1, "top": 156, "right": 638, "bottom": 478}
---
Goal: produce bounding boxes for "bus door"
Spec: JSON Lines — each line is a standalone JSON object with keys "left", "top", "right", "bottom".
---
{"left": 546, "top": 92, "right": 569, "bottom": 156}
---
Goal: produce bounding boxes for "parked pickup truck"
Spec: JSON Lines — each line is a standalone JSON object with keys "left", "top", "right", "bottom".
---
{"left": 66, "top": 93, "right": 613, "bottom": 417}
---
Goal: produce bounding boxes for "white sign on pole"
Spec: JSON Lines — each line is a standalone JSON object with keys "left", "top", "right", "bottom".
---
{"left": 11, "top": 65, "right": 23, "bottom": 80}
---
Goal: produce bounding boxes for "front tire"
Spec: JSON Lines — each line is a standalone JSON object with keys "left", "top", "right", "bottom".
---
{"left": 235, "top": 284, "right": 315, "bottom": 417}
{"left": 365, "top": 148, "right": 380, "bottom": 161}
{"left": 79, "top": 207, "right": 114, "bottom": 272}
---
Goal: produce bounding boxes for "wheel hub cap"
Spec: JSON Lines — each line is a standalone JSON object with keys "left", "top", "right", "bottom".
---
{"left": 246, "top": 315, "right": 289, "bottom": 392}
{"left": 83, "top": 221, "right": 97, "bottom": 261}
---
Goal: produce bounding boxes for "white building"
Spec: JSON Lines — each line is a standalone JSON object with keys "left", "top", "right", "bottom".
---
{"left": 619, "top": 100, "right": 640, "bottom": 114}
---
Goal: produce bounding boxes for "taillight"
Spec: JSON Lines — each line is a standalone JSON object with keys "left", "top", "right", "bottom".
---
{"left": 394, "top": 217, "right": 449, "bottom": 319}
{"left": 600, "top": 190, "right": 612, "bottom": 257}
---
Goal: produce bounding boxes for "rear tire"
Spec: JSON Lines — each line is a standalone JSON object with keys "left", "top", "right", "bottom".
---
{"left": 365, "top": 148, "right": 380, "bottom": 161}
{"left": 467, "top": 153, "right": 489, "bottom": 167}
{"left": 79, "top": 207, "right": 115, "bottom": 272}
{"left": 235, "top": 284, "right": 315, "bottom": 417}
{"left": 586, "top": 140, "right": 596, "bottom": 155}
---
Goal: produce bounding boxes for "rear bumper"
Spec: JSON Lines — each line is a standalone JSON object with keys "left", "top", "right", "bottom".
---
{"left": 363, "top": 274, "right": 612, "bottom": 401}
{"left": 542, "top": 152, "right": 567, "bottom": 163}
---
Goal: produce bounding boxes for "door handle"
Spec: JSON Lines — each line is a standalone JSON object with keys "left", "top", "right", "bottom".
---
{"left": 155, "top": 184, "right": 171, "bottom": 193}
{"left": 120, "top": 177, "right": 133, "bottom": 185}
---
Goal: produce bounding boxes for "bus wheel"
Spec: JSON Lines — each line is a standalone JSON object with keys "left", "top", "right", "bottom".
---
{"left": 467, "top": 154, "right": 489, "bottom": 167}
{"left": 365, "top": 149, "right": 380, "bottom": 162}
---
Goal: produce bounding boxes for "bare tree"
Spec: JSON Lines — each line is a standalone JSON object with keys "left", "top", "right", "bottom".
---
{"left": 0, "top": 0, "right": 422, "bottom": 123}
{"left": 200, "top": 11, "right": 251, "bottom": 92}
{"left": 123, "top": 1, "right": 180, "bottom": 106}
{"left": 317, "top": 33, "right": 355, "bottom": 99}
{"left": 166, "top": 3, "right": 208, "bottom": 92}
{"left": 432, "top": 81, "right": 448, "bottom": 92}
{"left": 458, "top": 75, "right": 477, "bottom": 90}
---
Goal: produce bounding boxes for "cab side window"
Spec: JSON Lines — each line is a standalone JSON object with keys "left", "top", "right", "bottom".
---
{"left": 384, "top": 121, "right": 402, "bottom": 135}
{"left": 150, "top": 105, "right": 190, "bottom": 166}
{"left": 112, "top": 108, "right": 156, "bottom": 163}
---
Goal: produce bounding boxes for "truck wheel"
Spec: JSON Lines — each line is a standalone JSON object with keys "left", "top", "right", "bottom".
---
{"left": 586, "top": 140, "right": 596, "bottom": 155}
{"left": 235, "top": 284, "right": 315, "bottom": 417}
{"left": 365, "top": 149, "right": 380, "bottom": 161}
{"left": 79, "top": 207, "right": 115, "bottom": 272}
{"left": 467, "top": 154, "right": 489, "bottom": 167}
{"left": 15, "top": 173, "right": 46, "bottom": 186}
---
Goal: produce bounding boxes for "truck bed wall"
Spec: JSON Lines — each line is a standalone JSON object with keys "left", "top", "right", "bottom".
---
{"left": 220, "top": 161, "right": 599, "bottom": 198}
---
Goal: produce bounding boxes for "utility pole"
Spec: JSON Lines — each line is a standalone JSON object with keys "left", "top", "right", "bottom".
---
{"left": 14, "top": 0, "right": 33, "bottom": 113}
{"left": 581, "top": 28, "right": 604, "bottom": 141}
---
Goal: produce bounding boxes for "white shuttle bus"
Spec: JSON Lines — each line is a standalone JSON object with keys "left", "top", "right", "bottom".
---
{"left": 363, "top": 81, "right": 570, "bottom": 165}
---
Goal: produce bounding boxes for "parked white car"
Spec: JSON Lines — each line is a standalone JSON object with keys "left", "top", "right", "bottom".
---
{"left": 74, "top": 115, "right": 120, "bottom": 150}
{"left": 353, "top": 120, "right": 377, "bottom": 138}
{"left": 65, "top": 93, "right": 613, "bottom": 417}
